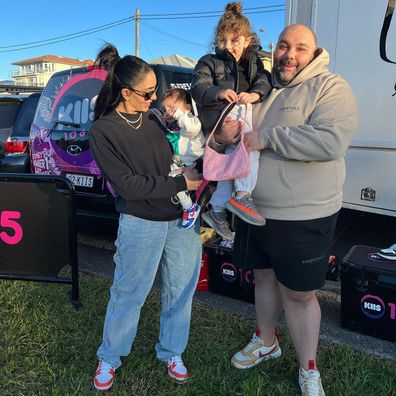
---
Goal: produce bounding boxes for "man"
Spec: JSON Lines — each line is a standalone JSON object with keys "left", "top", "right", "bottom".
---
{"left": 217, "top": 24, "right": 358, "bottom": 395}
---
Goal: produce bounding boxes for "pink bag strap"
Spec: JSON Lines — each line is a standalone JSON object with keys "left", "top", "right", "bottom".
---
{"left": 206, "top": 101, "right": 247, "bottom": 144}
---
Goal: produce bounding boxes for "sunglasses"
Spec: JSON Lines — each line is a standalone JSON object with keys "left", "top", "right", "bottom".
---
{"left": 129, "top": 86, "right": 158, "bottom": 101}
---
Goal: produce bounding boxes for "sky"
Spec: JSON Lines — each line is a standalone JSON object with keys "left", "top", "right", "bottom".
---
{"left": 0, "top": 0, "right": 285, "bottom": 81}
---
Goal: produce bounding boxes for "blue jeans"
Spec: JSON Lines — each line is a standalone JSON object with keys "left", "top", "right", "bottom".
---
{"left": 97, "top": 213, "right": 202, "bottom": 369}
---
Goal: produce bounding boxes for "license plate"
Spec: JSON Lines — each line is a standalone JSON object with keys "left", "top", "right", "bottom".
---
{"left": 65, "top": 173, "right": 94, "bottom": 188}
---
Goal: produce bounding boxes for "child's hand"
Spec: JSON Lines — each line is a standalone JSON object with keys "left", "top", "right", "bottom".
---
{"left": 238, "top": 92, "right": 260, "bottom": 104}
{"left": 218, "top": 89, "right": 238, "bottom": 103}
{"left": 165, "top": 107, "right": 177, "bottom": 118}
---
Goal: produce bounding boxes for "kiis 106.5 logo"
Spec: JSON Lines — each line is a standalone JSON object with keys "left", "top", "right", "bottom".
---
{"left": 361, "top": 294, "right": 395, "bottom": 320}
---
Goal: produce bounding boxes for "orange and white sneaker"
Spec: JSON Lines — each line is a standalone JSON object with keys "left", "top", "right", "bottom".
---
{"left": 231, "top": 328, "right": 282, "bottom": 369}
{"left": 165, "top": 355, "right": 189, "bottom": 383}
{"left": 93, "top": 360, "right": 115, "bottom": 391}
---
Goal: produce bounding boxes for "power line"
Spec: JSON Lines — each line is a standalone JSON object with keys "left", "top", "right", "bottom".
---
{"left": 141, "top": 5, "right": 284, "bottom": 17}
{"left": 1, "top": 5, "right": 284, "bottom": 53}
{"left": 0, "top": 19, "right": 133, "bottom": 53}
{"left": 0, "top": 17, "right": 133, "bottom": 49}
{"left": 140, "top": 21, "right": 207, "bottom": 49}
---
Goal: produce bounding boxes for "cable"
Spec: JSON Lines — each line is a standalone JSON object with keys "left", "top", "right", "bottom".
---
{"left": 141, "top": 5, "right": 284, "bottom": 17}
{"left": 1, "top": 4, "right": 284, "bottom": 53}
{"left": 0, "top": 19, "right": 133, "bottom": 53}
{"left": 140, "top": 8, "right": 284, "bottom": 20}
{"left": 140, "top": 21, "right": 207, "bottom": 49}
{"left": 0, "top": 17, "right": 133, "bottom": 49}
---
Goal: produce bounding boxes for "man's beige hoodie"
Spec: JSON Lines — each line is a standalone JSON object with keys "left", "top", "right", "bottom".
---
{"left": 252, "top": 49, "right": 359, "bottom": 220}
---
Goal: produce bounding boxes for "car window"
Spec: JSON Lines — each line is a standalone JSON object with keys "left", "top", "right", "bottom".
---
{"left": 0, "top": 100, "right": 21, "bottom": 129}
{"left": 11, "top": 94, "right": 40, "bottom": 137}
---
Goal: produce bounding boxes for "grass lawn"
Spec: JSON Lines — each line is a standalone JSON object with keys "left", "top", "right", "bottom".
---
{"left": 0, "top": 273, "right": 395, "bottom": 396}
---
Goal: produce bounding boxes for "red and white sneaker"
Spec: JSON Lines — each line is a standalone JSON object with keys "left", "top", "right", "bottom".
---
{"left": 165, "top": 355, "right": 189, "bottom": 383}
{"left": 181, "top": 203, "right": 201, "bottom": 229}
{"left": 93, "top": 360, "right": 115, "bottom": 391}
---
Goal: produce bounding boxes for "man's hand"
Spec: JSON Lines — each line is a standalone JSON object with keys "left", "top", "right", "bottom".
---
{"left": 244, "top": 130, "right": 262, "bottom": 152}
{"left": 214, "top": 117, "right": 242, "bottom": 145}
{"left": 238, "top": 92, "right": 260, "bottom": 104}
{"left": 218, "top": 89, "right": 238, "bottom": 103}
{"left": 182, "top": 164, "right": 202, "bottom": 191}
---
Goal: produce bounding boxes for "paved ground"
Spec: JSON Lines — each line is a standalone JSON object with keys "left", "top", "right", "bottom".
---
{"left": 77, "top": 237, "right": 396, "bottom": 361}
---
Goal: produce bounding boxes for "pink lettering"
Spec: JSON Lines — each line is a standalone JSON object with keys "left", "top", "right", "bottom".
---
{"left": 0, "top": 211, "right": 23, "bottom": 245}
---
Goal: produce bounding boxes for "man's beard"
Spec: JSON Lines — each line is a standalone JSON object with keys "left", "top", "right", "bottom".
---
{"left": 275, "top": 61, "right": 300, "bottom": 85}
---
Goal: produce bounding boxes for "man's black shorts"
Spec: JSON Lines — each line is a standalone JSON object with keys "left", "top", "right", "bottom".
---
{"left": 233, "top": 212, "right": 339, "bottom": 292}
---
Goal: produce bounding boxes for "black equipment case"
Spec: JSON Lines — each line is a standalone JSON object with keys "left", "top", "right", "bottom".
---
{"left": 206, "top": 239, "right": 255, "bottom": 303}
{"left": 340, "top": 245, "right": 396, "bottom": 342}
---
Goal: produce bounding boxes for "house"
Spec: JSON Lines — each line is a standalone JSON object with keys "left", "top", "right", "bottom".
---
{"left": 10, "top": 55, "right": 94, "bottom": 87}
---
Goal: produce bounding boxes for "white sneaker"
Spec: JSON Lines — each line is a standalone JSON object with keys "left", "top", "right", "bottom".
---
{"left": 231, "top": 330, "right": 281, "bottom": 369}
{"left": 299, "top": 366, "right": 325, "bottom": 396}
{"left": 93, "top": 360, "right": 115, "bottom": 391}
{"left": 165, "top": 355, "right": 189, "bottom": 383}
{"left": 378, "top": 243, "right": 396, "bottom": 260}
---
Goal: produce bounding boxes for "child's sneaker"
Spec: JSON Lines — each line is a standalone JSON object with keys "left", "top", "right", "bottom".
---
{"left": 201, "top": 208, "right": 234, "bottom": 240}
{"left": 299, "top": 361, "right": 325, "bottom": 396}
{"left": 225, "top": 194, "right": 266, "bottom": 226}
{"left": 165, "top": 355, "right": 189, "bottom": 383}
{"left": 231, "top": 329, "right": 282, "bottom": 369}
{"left": 182, "top": 202, "right": 201, "bottom": 229}
{"left": 93, "top": 360, "right": 115, "bottom": 391}
{"left": 377, "top": 243, "right": 396, "bottom": 260}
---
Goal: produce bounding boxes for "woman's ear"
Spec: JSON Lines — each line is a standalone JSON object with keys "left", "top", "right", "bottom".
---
{"left": 120, "top": 88, "right": 131, "bottom": 101}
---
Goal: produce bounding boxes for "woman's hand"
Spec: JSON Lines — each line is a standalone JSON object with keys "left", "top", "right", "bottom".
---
{"left": 238, "top": 92, "right": 260, "bottom": 104}
{"left": 218, "top": 89, "right": 238, "bottom": 103}
{"left": 182, "top": 164, "right": 202, "bottom": 191}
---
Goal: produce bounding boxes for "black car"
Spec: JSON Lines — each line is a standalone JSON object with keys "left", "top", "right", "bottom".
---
{"left": 0, "top": 90, "right": 42, "bottom": 173}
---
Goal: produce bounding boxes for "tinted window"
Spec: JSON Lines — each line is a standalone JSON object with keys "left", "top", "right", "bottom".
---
{"left": 0, "top": 100, "right": 21, "bottom": 129}
{"left": 34, "top": 68, "right": 106, "bottom": 132}
{"left": 11, "top": 94, "right": 40, "bottom": 137}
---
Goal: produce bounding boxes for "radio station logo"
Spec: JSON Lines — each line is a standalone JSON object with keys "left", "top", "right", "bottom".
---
{"left": 220, "top": 262, "right": 238, "bottom": 283}
{"left": 361, "top": 294, "right": 386, "bottom": 319}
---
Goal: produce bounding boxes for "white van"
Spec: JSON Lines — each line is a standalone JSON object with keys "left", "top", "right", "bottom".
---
{"left": 286, "top": 0, "right": 396, "bottom": 217}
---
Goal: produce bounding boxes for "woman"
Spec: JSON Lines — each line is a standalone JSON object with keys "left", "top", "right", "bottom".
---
{"left": 89, "top": 44, "right": 202, "bottom": 391}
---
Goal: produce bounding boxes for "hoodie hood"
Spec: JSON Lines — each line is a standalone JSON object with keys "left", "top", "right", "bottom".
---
{"left": 272, "top": 48, "right": 330, "bottom": 88}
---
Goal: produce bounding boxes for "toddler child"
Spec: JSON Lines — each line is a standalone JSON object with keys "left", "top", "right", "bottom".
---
{"left": 161, "top": 88, "right": 205, "bottom": 229}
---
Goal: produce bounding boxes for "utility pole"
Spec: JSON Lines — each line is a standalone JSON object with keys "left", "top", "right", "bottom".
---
{"left": 259, "top": 28, "right": 274, "bottom": 69}
{"left": 135, "top": 9, "right": 140, "bottom": 57}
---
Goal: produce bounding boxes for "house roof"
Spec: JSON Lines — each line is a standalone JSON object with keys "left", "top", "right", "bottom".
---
{"left": 149, "top": 54, "right": 197, "bottom": 68}
{"left": 12, "top": 55, "right": 94, "bottom": 66}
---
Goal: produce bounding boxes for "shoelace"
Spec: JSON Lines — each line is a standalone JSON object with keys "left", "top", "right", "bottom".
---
{"left": 300, "top": 369, "right": 321, "bottom": 394}
{"left": 97, "top": 361, "right": 113, "bottom": 375}
{"left": 168, "top": 355, "right": 184, "bottom": 368}
{"left": 242, "top": 334, "right": 263, "bottom": 353}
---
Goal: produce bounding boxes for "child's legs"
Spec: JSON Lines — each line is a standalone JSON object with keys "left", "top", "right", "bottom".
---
{"left": 210, "top": 180, "right": 233, "bottom": 212}
{"left": 177, "top": 190, "right": 193, "bottom": 210}
{"left": 234, "top": 150, "right": 260, "bottom": 194}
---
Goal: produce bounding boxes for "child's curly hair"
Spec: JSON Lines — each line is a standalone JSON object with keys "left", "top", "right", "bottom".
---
{"left": 213, "top": 2, "right": 260, "bottom": 50}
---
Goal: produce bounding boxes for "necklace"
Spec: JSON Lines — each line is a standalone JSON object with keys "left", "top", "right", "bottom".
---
{"left": 116, "top": 110, "right": 143, "bottom": 130}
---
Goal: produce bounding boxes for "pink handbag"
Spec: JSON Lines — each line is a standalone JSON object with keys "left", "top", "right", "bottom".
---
{"left": 203, "top": 102, "right": 250, "bottom": 181}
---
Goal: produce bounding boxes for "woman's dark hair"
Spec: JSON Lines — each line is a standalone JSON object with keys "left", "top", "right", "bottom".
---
{"left": 161, "top": 88, "right": 192, "bottom": 106}
{"left": 213, "top": 2, "right": 260, "bottom": 54}
{"left": 93, "top": 43, "right": 153, "bottom": 120}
